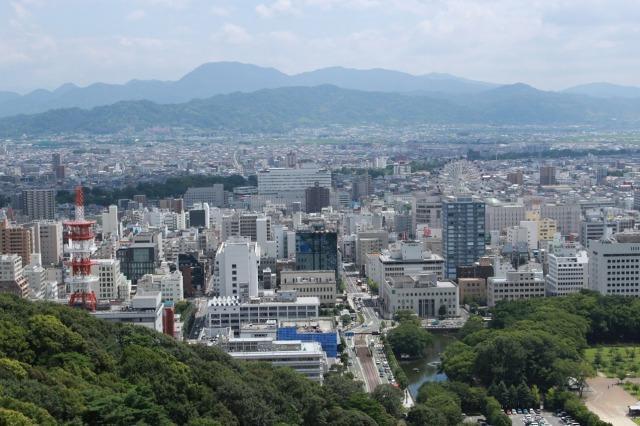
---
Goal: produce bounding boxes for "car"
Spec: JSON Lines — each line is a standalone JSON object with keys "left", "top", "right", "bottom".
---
{"left": 516, "top": 409, "right": 522, "bottom": 414}
{"left": 379, "top": 372, "right": 384, "bottom": 377}
{"left": 534, "top": 409, "right": 541, "bottom": 414}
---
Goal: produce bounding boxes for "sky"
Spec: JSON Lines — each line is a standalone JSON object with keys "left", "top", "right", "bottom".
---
{"left": 2, "top": 0, "right": 640, "bottom": 93}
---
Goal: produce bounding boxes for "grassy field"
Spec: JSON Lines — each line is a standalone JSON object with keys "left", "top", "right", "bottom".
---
{"left": 585, "top": 346, "right": 640, "bottom": 378}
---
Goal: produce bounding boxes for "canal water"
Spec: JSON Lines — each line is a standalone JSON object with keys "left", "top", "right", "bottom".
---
{"left": 400, "top": 334, "right": 456, "bottom": 398}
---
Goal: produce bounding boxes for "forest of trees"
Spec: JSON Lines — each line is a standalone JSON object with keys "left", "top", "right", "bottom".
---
{"left": 439, "top": 290, "right": 640, "bottom": 426}
{"left": 56, "top": 174, "right": 255, "bottom": 207}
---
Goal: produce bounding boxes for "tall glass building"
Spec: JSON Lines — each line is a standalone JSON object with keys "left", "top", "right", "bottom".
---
{"left": 295, "top": 229, "right": 338, "bottom": 278}
{"left": 442, "top": 196, "right": 486, "bottom": 279}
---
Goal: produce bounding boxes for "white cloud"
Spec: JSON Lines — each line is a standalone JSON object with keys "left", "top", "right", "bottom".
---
{"left": 126, "top": 9, "right": 146, "bottom": 21}
{"left": 212, "top": 23, "right": 252, "bottom": 44}
{"left": 210, "top": 5, "right": 231, "bottom": 17}
{"left": 256, "top": 0, "right": 296, "bottom": 18}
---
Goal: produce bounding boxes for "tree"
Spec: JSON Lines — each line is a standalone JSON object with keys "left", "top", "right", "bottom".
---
{"left": 372, "top": 385, "right": 404, "bottom": 418}
{"left": 341, "top": 314, "right": 352, "bottom": 327}
{"left": 438, "top": 304, "right": 448, "bottom": 319}
{"left": 617, "top": 369, "right": 627, "bottom": 383}
{"left": 458, "top": 315, "right": 484, "bottom": 340}
{"left": 387, "top": 323, "right": 432, "bottom": 358}
{"left": 406, "top": 405, "right": 448, "bottom": 426}
{"left": 393, "top": 310, "right": 421, "bottom": 326}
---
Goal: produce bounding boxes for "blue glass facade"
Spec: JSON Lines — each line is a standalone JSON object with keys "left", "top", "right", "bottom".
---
{"left": 442, "top": 196, "right": 486, "bottom": 279}
{"left": 276, "top": 327, "right": 338, "bottom": 358}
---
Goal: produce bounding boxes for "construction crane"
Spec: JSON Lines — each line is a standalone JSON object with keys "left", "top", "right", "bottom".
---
{"left": 63, "top": 186, "right": 98, "bottom": 311}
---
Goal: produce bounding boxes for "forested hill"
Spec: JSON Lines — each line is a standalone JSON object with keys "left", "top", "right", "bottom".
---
{"left": 2, "top": 84, "right": 640, "bottom": 136}
{"left": 0, "top": 294, "right": 397, "bottom": 425}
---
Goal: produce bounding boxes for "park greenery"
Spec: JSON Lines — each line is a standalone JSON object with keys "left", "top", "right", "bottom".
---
{"left": 386, "top": 310, "right": 432, "bottom": 359}
{"left": 441, "top": 290, "right": 639, "bottom": 426}
{"left": 0, "top": 294, "right": 409, "bottom": 425}
{"left": 56, "top": 174, "right": 255, "bottom": 207}
{"left": 585, "top": 346, "right": 640, "bottom": 378}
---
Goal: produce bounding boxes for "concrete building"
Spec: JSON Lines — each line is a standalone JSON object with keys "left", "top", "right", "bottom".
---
{"left": 355, "top": 230, "right": 389, "bottom": 274}
{"left": 222, "top": 338, "right": 327, "bottom": 382}
{"left": 101, "top": 205, "right": 120, "bottom": 237}
{"left": 37, "top": 221, "right": 63, "bottom": 266}
{"left": 485, "top": 199, "right": 526, "bottom": 233}
{"left": 457, "top": 278, "right": 487, "bottom": 305}
{"left": 442, "top": 196, "right": 486, "bottom": 278}
{"left": 92, "top": 259, "right": 131, "bottom": 302}
{"left": 258, "top": 168, "right": 331, "bottom": 195}
{"left": 487, "top": 263, "right": 545, "bottom": 307}
{"left": 138, "top": 268, "right": 184, "bottom": 303}
{"left": 413, "top": 193, "right": 442, "bottom": 229}
{"left": 545, "top": 243, "right": 588, "bottom": 296}
{"left": 588, "top": 232, "right": 640, "bottom": 296}
{"left": 92, "top": 290, "right": 164, "bottom": 332}
{"left": 213, "top": 236, "right": 260, "bottom": 300}
{"left": 206, "top": 292, "right": 319, "bottom": 332}
{"left": 366, "top": 240, "right": 445, "bottom": 286}
{"left": 305, "top": 183, "right": 330, "bottom": 213}
{"left": 506, "top": 225, "right": 538, "bottom": 250}
{"left": 22, "top": 189, "right": 56, "bottom": 220}
{"left": 540, "top": 204, "right": 580, "bottom": 236}
{"left": 183, "top": 184, "right": 225, "bottom": 208}
{"left": 507, "top": 171, "right": 524, "bottom": 185}
{"left": 539, "top": 165, "right": 557, "bottom": 186}
{"left": 379, "top": 273, "right": 459, "bottom": 319}
{"left": 0, "top": 254, "right": 29, "bottom": 297}
{"left": 0, "top": 220, "right": 33, "bottom": 266}
{"left": 280, "top": 270, "right": 337, "bottom": 306}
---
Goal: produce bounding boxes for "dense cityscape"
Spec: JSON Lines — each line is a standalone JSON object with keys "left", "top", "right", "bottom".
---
{"left": 4, "top": 1, "right": 640, "bottom": 425}
{"left": 1, "top": 122, "right": 640, "bottom": 424}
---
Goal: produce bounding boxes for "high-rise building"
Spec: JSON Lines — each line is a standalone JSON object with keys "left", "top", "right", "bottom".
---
{"left": 366, "top": 240, "right": 445, "bottom": 285}
{"left": 442, "top": 196, "right": 486, "bottom": 279}
{"left": 485, "top": 199, "right": 525, "bottom": 233}
{"left": 37, "top": 221, "right": 63, "bottom": 266}
{"left": 52, "top": 153, "right": 65, "bottom": 179}
{"left": 0, "top": 254, "right": 29, "bottom": 297}
{"left": 413, "top": 193, "right": 442, "bottom": 229}
{"left": 213, "top": 236, "right": 260, "bottom": 300}
{"left": 22, "top": 189, "right": 56, "bottom": 220}
{"left": 596, "top": 167, "right": 608, "bottom": 185}
{"left": 258, "top": 168, "right": 331, "bottom": 195}
{"left": 101, "top": 205, "right": 120, "bottom": 237}
{"left": 351, "top": 173, "right": 373, "bottom": 201}
{"left": 588, "top": 232, "right": 640, "bottom": 296}
{"left": 305, "top": 183, "right": 330, "bottom": 213}
{"left": 539, "top": 165, "right": 557, "bottom": 186}
{"left": 295, "top": 229, "right": 338, "bottom": 277}
{"left": 0, "top": 220, "right": 33, "bottom": 266}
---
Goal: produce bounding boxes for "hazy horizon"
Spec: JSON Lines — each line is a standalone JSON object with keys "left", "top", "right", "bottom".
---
{"left": 2, "top": 0, "right": 640, "bottom": 93}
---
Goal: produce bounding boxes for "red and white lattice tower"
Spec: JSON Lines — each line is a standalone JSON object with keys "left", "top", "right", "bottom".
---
{"left": 64, "top": 186, "right": 98, "bottom": 311}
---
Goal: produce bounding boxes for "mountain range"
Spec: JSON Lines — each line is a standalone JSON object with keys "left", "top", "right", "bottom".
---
{"left": 0, "top": 62, "right": 501, "bottom": 118}
{"left": 2, "top": 83, "right": 640, "bottom": 136}
{"left": 1, "top": 62, "right": 640, "bottom": 135}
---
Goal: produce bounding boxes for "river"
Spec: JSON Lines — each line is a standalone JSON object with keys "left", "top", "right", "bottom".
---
{"left": 399, "top": 334, "right": 456, "bottom": 398}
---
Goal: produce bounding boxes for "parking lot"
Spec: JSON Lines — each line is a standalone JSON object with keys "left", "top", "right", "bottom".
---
{"left": 510, "top": 412, "right": 563, "bottom": 426}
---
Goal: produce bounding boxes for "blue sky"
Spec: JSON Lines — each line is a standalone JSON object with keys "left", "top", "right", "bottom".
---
{"left": 2, "top": 0, "right": 640, "bottom": 93}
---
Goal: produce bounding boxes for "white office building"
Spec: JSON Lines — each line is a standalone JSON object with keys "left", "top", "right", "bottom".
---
{"left": 257, "top": 168, "right": 331, "bottom": 195}
{"left": 487, "top": 263, "right": 545, "bottom": 307}
{"left": 92, "top": 290, "right": 163, "bottom": 332}
{"left": 138, "top": 268, "right": 184, "bottom": 303}
{"left": 102, "top": 205, "right": 120, "bottom": 237}
{"left": 213, "top": 236, "right": 260, "bottom": 300}
{"left": 366, "top": 240, "right": 445, "bottom": 286}
{"left": 92, "top": 259, "right": 132, "bottom": 302}
{"left": 37, "top": 221, "right": 63, "bottom": 266}
{"left": 485, "top": 199, "right": 526, "bottom": 232}
{"left": 546, "top": 243, "right": 588, "bottom": 296}
{"left": 379, "top": 273, "right": 459, "bottom": 319}
{"left": 206, "top": 292, "right": 319, "bottom": 332}
{"left": 0, "top": 254, "right": 29, "bottom": 297}
{"left": 588, "top": 232, "right": 640, "bottom": 296}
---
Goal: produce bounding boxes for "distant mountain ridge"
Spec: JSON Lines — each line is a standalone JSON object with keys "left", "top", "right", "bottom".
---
{"left": 0, "top": 62, "right": 499, "bottom": 117}
{"left": 2, "top": 83, "right": 640, "bottom": 137}
{"left": 563, "top": 82, "right": 640, "bottom": 99}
